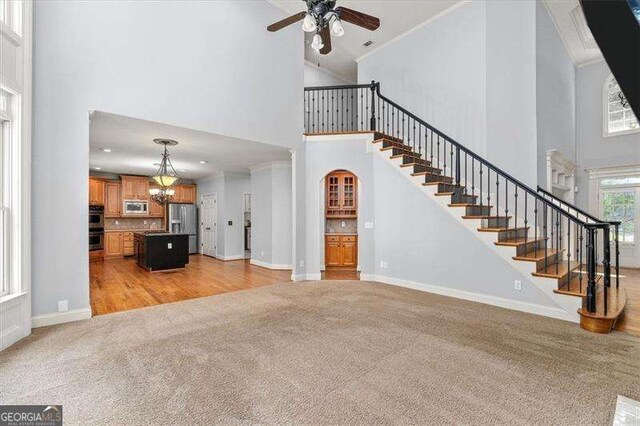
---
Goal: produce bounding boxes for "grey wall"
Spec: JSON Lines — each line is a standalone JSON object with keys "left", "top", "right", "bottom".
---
{"left": 485, "top": 0, "right": 537, "bottom": 185}
{"left": 33, "top": 1, "right": 303, "bottom": 316}
{"left": 358, "top": 1, "right": 488, "bottom": 156}
{"left": 575, "top": 60, "right": 640, "bottom": 207}
{"left": 250, "top": 162, "right": 292, "bottom": 268}
{"left": 535, "top": 1, "right": 576, "bottom": 189}
{"left": 304, "top": 63, "right": 353, "bottom": 86}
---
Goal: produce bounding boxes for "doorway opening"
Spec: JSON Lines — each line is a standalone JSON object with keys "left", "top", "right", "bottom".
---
{"left": 321, "top": 170, "right": 360, "bottom": 280}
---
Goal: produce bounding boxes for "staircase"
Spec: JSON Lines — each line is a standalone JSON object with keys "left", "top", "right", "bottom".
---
{"left": 304, "top": 82, "right": 627, "bottom": 333}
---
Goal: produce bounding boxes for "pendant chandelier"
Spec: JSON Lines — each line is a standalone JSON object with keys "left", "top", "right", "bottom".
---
{"left": 149, "top": 138, "right": 179, "bottom": 205}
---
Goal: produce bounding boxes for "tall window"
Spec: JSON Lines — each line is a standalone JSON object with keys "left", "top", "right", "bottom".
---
{"left": 604, "top": 75, "right": 639, "bottom": 137}
{"left": 0, "top": 0, "right": 22, "bottom": 36}
{"left": 0, "top": 88, "right": 11, "bottom": 296}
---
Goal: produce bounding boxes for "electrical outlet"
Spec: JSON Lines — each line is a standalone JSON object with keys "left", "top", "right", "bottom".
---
{"left": 299, "top": 260, "right": 305, "bottom": 267}
{"left": 379, "top": 261, "right": 388, "bottom": 269}
{"left": 115, "top": 220, "right": 119, "bottom": 225}
{"left": 514, "top": 280, "right": 522, "bottom": 291}
{"left": 167, "top": 243, "right": 173, "bottom": 249}
{"left": 379, "top": 260, "right": 384, "bottom": 268}
{"left": 58, "top": 300, "right": 68, "bottom": 312}
{"left": 341, "top": 221, "right": 346, "bottom": 227}
{"left": 261, "top": 251, "right": 265, "bottom": 257}
{"left": 144, "top": 220, "right": 147, "bottom": 225}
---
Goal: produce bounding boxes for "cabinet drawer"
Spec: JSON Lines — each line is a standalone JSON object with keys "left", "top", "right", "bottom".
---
{"left": 341, "top": 236, "right": 357, "bottom": 242}
{"left": 326, "top": 236, "right": 340, "bottom": 242}
{"left": 123, "top": 233, "right": 134, "bottom": 241}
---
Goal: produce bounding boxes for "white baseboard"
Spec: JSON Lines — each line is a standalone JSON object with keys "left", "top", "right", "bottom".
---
{"left": 216, "top": 254, "right": 246, "bottom": 261}
{"left": 32, "top": 307, "right": 92, "bottom": 328}
{"left": 366, "top": 274, "right": 575, "bottom": 322}
{"left": 250, "top": 259, "right": 292, "bottom": 270}
{"left": 291, "top": 273, "right": 322, "bottom": 282}
{"left": 1, "top": 325, "right": 30, "bottom": 350}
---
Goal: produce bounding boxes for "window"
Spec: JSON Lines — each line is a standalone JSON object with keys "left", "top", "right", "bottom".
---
{"left": 0, "top": 88, "right": 11, "bottom": 296}
{"left": 0, "top": 0, "right": 22, "bottom": 36}
{"left": 602, "top": 190, "right": 636, "bottom": 244}
{"left": 604, "top": 75, "right": 639, "bottom": 137}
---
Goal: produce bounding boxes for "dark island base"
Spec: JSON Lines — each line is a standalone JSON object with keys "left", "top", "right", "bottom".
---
{"left": 134, "top": 232, "right": 190, "bottom": 272}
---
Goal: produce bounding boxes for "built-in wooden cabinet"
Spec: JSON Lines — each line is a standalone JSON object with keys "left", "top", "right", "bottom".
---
{"left": 123, "top": 232, "right": 134, "bottom": 256}
{"left": 173, "top": 184, "right": 196, "bottom": 204}
{"left": 105, "top": 232, "right": 123, "bottom": 258}
{"left": 89, "top": 178, "right": 105, "bottom": 206}
{"left": 326, "top": 171, "right": 357, "bottom": 218}
{"left": 121, "top": 176, "right": 149, "bottom": 201}
{"left": 148, "top": 185, "right": 165, "bottom": 218}
{"left": 105, "top": 182, "right": 121, "bottom": 217}
{"left": 325, "top": 235, "right": 357, "bottom": 268}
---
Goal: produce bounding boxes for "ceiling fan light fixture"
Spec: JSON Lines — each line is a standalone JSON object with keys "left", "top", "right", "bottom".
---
{"left": 331, "top": 18, "right": 344, "bottom": 37}
{"left": 301, "top": 13, "right": 317, "bottom": 32}
{"left": 311, "top": 32, "right": 324, "bottom": 51}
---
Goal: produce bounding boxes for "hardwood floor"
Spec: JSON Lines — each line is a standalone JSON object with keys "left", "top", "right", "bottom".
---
{"left": 322, "top": 268, "right": 360, "bottom": 280}
{"left": 616, "top": 267, "right": 640, "bottom": 336}
{"left": 90, "top": 255, "right": 291, "bottom": 316}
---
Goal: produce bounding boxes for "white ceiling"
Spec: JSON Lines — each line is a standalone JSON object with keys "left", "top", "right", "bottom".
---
{"left": 542, "top": 0, "right": 603, "bottom": 66}
{"left": 89, "top": 111, "right": 290, "bottom": 179}
{"left": 269, "top": 0, "right": 464, "bottom": 82}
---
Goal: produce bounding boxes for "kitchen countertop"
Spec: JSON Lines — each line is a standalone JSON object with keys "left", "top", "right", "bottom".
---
{"left": 104, "top": 229, "right": 163, "bottom": 233}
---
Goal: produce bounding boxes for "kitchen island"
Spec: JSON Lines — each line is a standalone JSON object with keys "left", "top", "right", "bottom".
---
{"left": 133, "top": 232, "right": 189, "bottom": 272}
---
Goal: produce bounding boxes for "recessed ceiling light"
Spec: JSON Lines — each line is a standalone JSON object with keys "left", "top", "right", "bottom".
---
{"left": 101, "top": 148, "right": 112, "bottom": 153}
{"left": 94, "top": 167, "right": 102, "bottom": 170}
{"left": 199, "top": 160, "right": 208, "bottom": 164}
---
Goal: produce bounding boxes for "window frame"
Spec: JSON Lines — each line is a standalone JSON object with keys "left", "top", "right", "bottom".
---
{"left": 603, "top": 74, "right": 640, "bottom": 138}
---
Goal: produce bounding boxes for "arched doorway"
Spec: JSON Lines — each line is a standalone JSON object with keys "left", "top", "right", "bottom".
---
{"left": 321, "top": 169, "right": 360, "bottom": 280}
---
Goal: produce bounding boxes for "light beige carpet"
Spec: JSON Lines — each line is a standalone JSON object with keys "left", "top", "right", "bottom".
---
{"left": 2, "top": 280, "right": 639, "bottom": 425}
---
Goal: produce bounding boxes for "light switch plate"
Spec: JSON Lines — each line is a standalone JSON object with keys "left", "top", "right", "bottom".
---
{"left": 58, "top": 300, "right": 68, "bottom": 312}
{"left": 167, "top": 243, "right": 173, "bottom": 249}
{"left": 514, "top": 280, "right": 522, "bottom": 291}
{"left": 365, "top": 222, "right": 374, "bottom": 229}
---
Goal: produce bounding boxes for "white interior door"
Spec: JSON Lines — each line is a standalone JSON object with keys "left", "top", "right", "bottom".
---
{"left": 599, "top": 185, "right": 640, "bottom": 268}
{"left": 200, "top": 195, "right": 217, "bottom": 257}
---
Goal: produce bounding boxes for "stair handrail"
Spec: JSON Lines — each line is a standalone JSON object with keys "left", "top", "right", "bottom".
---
{"left": 303, "top": 81, "right": 613, "bottom": 314}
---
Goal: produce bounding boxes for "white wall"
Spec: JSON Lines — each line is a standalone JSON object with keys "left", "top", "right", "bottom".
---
{"left": 535, "top": 1, "right": 576, "bottom": 189}
{"left": 485, "top": 0, "right": 537, "bottom": 185}
{"left": 250, "top": 162, "right": 292, "bottom": 269}
{"left": 304, "top": 63, "right": 353, "bottom": 87}
{"left": 33, "top": 1, "right": 303, "bottom": 317}
{"left": 358, "top": 1, "right": 487, "bottom": 156}
{"left": 575, "top": 60, "right": 640, "bottom": 208}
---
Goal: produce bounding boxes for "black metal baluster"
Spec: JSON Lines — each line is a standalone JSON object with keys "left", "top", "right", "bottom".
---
{"left": 449, "top": 144, "right": 454, "bottom": 181}
{"left": 534, "top": 198, "right": 538, "bottom": 251}
{"left": 615, "top": 223, "right": 620, "bottom": 289}
{"left": 579, "top": 226, "right": 584, "bottom": 293}
{"left": 543, "top": 204, "right": 548, "bottom": 271}
{"left": 464, "top": 152, "right": 468, "bottom": 194}
{"left": 567, "top": 219, "right": 571, "bottom": 287}
{"left": 504, "top": 179, "right": 509, "bottom": 230}
{"left": 471, "top": 158, "right": 475, "bottom": 197}
{"left": 555, "top": 213, "right": 560, "bottom": 274}
{"left": 586, "top": 226, "right": 596, "bottom": 312}
{"left": 430, "top": 131, "right": 434, "bottom": 165}
{"left": 514, "top": 186, "right": 518, "bottom": 232}
{"left": 455, "top": 147, "right": 461, "bottom": 188}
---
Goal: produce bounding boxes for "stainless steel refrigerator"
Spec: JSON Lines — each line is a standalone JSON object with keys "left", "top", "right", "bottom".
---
{"left": 168, "top": 203, "right": 198, "bottom": 254}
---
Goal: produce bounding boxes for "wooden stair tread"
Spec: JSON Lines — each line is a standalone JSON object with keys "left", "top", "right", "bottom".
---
{"left": 512, "top": 248, "right": 560, "bottom": 262}
{"left": 380, "top": 146, "right": 413, "bottom": 153}
{"left": 449, "top": 203, "right": 493, "bottom": 208}
{"left": 478, "top": 226, "right": 528, "bottom": 232}
{"left": 423, "top": 182, "right": 464, "bottom": 188}
{"left": 462, "top": 215, "right": 510, "bottom": 219}
{"left": 532, "top": 261, "right": 580, "bottom": 279}
{"left": 554, "top": 273, "right": 601, "bottom": 297}
{"left": 495, "top": 237, "right": 546, "bottom": 247}
{"left": 400, "top": 162, "right": 434, "bottom": 168}
{"left": 436, "top": 192, "right": 477, "bottom": 198}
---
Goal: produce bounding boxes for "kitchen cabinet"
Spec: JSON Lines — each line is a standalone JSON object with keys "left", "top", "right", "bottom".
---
{"left": 121, "top": 176, "right": 149, "bottom": 201}
{"left": 148, "top": 187, "right": 165, "bottom": 217}
{"left": 104, "top": 232, "right": 123, "bottom": 258}
{"left": 105, "top": 182, "right": 121, "bottom": 217}
{"left": 325, "top": 235, "right": 357, "bottom": 268}
{"left": 89, "top": 178, "right": 105, "bottom": 206}
{"left": 173, "top": 184, "right": 196, "bottom": 204}
{"left": 326, "top": 171, "right": 357, "bottom": 218}
{"left": 123, "top": 232, "right": 134, "bottom": 256}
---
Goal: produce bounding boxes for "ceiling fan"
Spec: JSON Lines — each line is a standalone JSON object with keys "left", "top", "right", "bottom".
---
{"left": 267, "top": 0, "right": 380, "bottom": 55}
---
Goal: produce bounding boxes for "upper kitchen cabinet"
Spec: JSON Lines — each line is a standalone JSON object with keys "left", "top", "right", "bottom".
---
{"left": 121, "top": 175, "right": 149, "bottom": 201}
{"left": 148, "top": 185, "right": 165, "bottom": 217}
{"left": 325, "top": 171, "right": 357, "bottom": 218}
{"left": 89, "top": 178, "right": 105, "bottom": 206}
{"left": 105, "top": 182, "right": 121, "bottom": 217}
{"left": 174, "top": 184, "right": 196, "bottom": 204}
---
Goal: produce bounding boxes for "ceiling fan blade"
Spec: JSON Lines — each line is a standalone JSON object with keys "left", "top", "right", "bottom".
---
{"left": 319, "top": 26, "right": 332, "bottom": 55}
{"left": 267, "top": 11, "right": 306, "bottom": 32}
{"left": 335, "top": 6, "right": 380, "bottom": 31}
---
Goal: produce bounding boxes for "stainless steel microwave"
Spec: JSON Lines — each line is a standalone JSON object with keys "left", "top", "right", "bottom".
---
{"left": 123, "top": 200, "right": 148, "bottom": 215}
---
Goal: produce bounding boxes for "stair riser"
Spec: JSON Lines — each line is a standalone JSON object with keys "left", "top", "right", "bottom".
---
{"left": 515, "top": 240, "right": 545, "bottom": 257}
{"left": 451, "top": 193, "right": 477, "bottom": 204}
{"left": 534, "top": 253, "right": 561, "bottom": 270}
{"left": 425, "top": 174, "right": 451, "bottom": 184}
{"left": 409, "top": 164, "right": 442, "bottom": 174}
{"left": 558, "top": 270, "right": 583, "bottom": 287}
{"left": 380, "top": 139, "right": 408, "bottom": 149}
{"left": 401, "top": 155, "right": 427, "bottom": 166}
{"left": 437, "top": 183, "right": 463, "bottom": 193}
{"left": 466, "top": 205, "right": 492, "bottom": 216}
{"left": 389, "top": 146, "right": 414, "bottom": 156}
{"left": 481, "top": 217, "right": 510, "bottom": 228}
{"left": 497, "top": 228, "right": 529, "bottom": 241}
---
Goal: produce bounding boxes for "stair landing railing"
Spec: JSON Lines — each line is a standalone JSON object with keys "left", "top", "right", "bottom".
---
{"left": 304, "top": 81, "right": 613, "bottom": 315}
